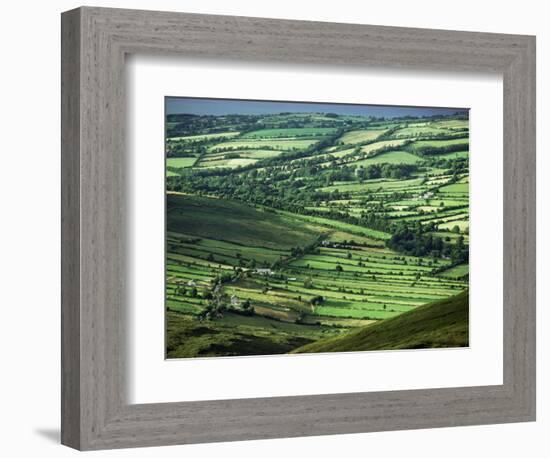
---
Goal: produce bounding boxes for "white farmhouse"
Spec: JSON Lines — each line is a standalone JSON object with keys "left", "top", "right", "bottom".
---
{"left": 254, "top": 268, "right": 274, "bottom": 276}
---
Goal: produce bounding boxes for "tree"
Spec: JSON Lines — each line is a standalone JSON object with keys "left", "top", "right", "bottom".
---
{"left": 310, "top": 295, "right": 324, "bottom": 306}
{"left": 295, "top": 312, "right": 306, "bottom": 324}
{"left": 241, "top": 299, "right": 254, "bottom": 315}
{"left": 335, "top": 264, "right": 343, "bottom": 273}
{"left": 451, "top": 235, "right": 468, "bottom": 264}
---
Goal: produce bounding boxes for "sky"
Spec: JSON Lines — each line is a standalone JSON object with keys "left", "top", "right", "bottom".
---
{"left": 166, "top": 97, "right": 469, "bottom": 118}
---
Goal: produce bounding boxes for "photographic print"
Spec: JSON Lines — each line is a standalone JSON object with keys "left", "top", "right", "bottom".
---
{"left": 165, "top": 97, "right": 469, "bottom": 359}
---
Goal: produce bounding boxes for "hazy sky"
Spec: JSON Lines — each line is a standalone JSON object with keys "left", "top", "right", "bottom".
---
{"left": 166, "top": 97, "right": 469, "bottom": 118}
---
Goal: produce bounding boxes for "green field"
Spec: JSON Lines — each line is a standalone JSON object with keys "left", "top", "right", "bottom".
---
{"left": 168, "top": 131, "right": 240, "bottom": 142}
{"left": 438, "top": 183, "right": 469, "bottom": 194}
{"left": 209, "top": 139, "right": 318, "bottom": 152}
{"left": 434, "top": 151, "right": 469, "bottom": 160}
{"left": 167, "top": 157, "right": 198, "bottom": 168}
{"left": 207, "top": 149, "right": 283, "bottom": 159}
{"left": 165, "top": 103, "right": 470, "bottom": 358}
{"left": 353, "top": 150, "right": 421, "bottom": 166}
{"left": 319, "top": 177, "right": 425, "bottom": 193}
{"left": 438, "top": 263, "right": 469, "bottom": 279}
{"left": 198, "top": 158, "right": 258, "bottom": 168}
{"left": 241, "top": 127, "right": 336, "bottom": 138}
{"left": 391, "top": 126, "right": 453, "bottom": 138}
{"left": 339, "top": 129, "right": 387, "bottom": 144}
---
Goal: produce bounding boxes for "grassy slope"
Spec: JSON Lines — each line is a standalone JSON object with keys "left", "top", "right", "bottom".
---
{"left": 166, "top": 311, "right": 320, "bottom": 358}
{"left": 291, "top": 290, "right": 469, "bottom": 353}
{"left": 167, "top": 193, "right": 324, "bottom": 249}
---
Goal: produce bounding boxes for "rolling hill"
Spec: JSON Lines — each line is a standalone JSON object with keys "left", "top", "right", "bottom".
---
{"left": 166, "top": 193, "right": 324, "bottom": 250}
{"left": 291, "top": 290, "right": 469, "bottom": 353}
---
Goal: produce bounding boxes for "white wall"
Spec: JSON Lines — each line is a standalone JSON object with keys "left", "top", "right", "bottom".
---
{"left": 0, "top": 0, "right": 546, "bottom": 456}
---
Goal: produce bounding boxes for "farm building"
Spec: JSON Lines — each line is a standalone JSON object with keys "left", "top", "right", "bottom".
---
{"left": 254, "top": 268, "right": 274, "bottom": 276}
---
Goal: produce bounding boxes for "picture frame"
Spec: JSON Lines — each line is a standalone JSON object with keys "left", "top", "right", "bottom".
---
{"left": 61, "top": 6, "right": 536, "bottom": 450}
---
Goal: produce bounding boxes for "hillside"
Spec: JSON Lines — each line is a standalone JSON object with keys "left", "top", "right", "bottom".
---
{"left": 166, "top": 193, "right": 324, "bottom": 250}
{"left": 291, "top": 291, "right": 469, "bottom": 353}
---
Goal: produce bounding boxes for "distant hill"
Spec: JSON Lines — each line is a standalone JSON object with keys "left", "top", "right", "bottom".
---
{"left": 291, "top": 291, "right": 469, "bottom": 354}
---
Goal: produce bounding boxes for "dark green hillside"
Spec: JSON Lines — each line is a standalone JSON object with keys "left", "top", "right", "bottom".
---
{"left": 166, "top": 311, "right": 321, "bottom": 358}
{"left": 291, "top": 290, "right": 469, "bottom": 353}
{"left": 167, "top": 193, "right": 324, "bottom": 250}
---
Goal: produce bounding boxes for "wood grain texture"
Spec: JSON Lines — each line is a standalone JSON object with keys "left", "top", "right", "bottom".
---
{"left": 61, "top": 6, "right": 536, "bottom": 450}
{"left": 60, "top": 7, "right": 81, "bottom": 449}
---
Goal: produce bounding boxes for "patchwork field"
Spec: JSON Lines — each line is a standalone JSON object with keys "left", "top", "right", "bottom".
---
{"left": 339, "top": 129, "right": 387, "bottom": 144}
{"left": 167, "top": 157, "right": 198, "bottom": 168}
{"left": 165, "top": 105, "right": 470, "bottom": 358}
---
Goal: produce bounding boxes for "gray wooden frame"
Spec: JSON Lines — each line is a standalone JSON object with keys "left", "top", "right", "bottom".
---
{"left": 61, "top": 6, "right": 536, "bottom": 451}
